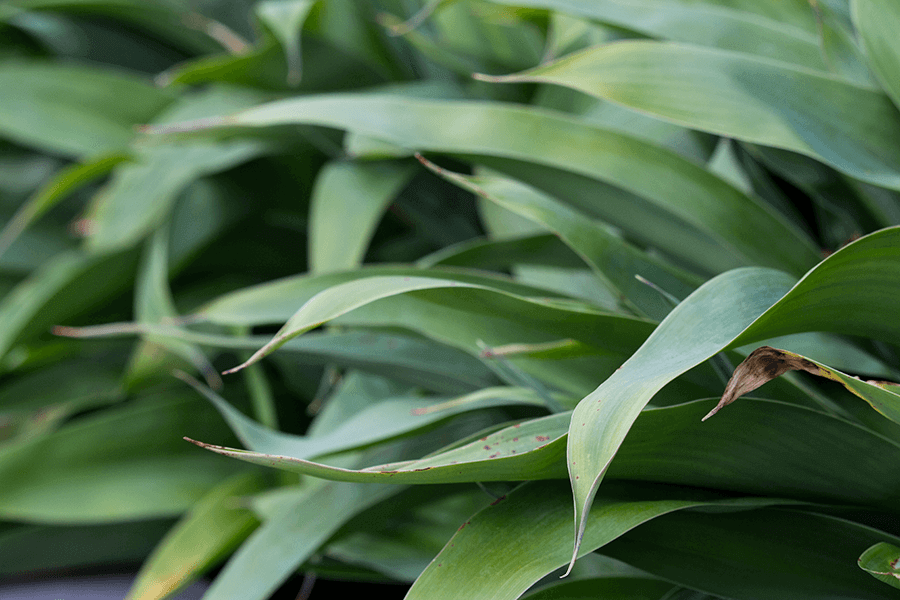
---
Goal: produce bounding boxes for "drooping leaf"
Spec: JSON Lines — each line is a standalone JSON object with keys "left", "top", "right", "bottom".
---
{"left": 148, "top": 92, "right": 821, "bottom": 276}
{"left": 565, "top": 226, "right": 900, "bottom": 572}
{"left": 479, "top": 41, "right": 900, "bottom": 190}
{"left": 602, "top": 508, "right": 900, "bottom": 600}
{"left": 186, "top": 411, "right": 571, "bottom": 484}
{"left": 183, "top": 373, "right": 553, "bottom": 462}
{"left": 702, "top": 345, "right": 900, "bottom": 423}
{"left": 0, "top": 60, "right": 174, "bottom": 157}
{"left": 405, "top": 480, "right": 789, "bottom": 600}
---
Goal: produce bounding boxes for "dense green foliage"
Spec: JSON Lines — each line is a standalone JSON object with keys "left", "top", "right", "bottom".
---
{"left": 1, "top": 1, "right": 899, "bottom": 598}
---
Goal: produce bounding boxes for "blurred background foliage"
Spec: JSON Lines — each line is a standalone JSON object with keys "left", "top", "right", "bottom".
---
{"left": 0, "top": 0, "right": 899, "bottom": 599}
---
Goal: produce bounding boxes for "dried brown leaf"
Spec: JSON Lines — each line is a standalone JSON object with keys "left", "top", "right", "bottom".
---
{"left": 703, "top": 346, "right": 821, "bottom": 421}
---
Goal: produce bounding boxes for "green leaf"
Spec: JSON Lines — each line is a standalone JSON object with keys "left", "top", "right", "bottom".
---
{"left": 126, "top": 223, "right": 220, "bottom": 390}
{"left": 59, "top": 323, "right": 498, "bottom": 394}
{"left": 189, "top": 394, "right": 900, "bottom": 510}
{"left": 488, "top": 0, "right": 829, "bottom": 71}
{"left": 85, "top": 87, "right": 267, "bottom": 252}
{"left": 610, "top": 398, "right": 900, "bottom": 509}
{"left": 521, "top": 577, "right": 676, "bottom": 600}
{"left": 853, "top": 0, "right": 900, "bottom": 110}
{"left": 405, "top": 481, "right": 788, "bottom": 600}
{"left": 566, "top": 226, "right": 900, "bottom": 572}
{"left": 126, "top": 472, "right": 266, "bottom": 600}
{"left": 858, "top": 542, "right": 900, "bottom": 590}
{"left": 186, "top": 411, "right": 571, "bottom": 484}
{"left": 309, "top": 159, "right": 416, "bottom": 274}
{"left": 418, "top": 156, "right": 702, "bottom": 318}
{"left": 0, "top": 60, "right": 174, "bottom": 157}
{"left": 0, "top": 391, "right": 246, "bottom": 522}
{"left": 602, "top": 508, "right": 900, "bottom": 600}
{"left": 254, "top": 0, "right": 316, "bottom": 87}
{"left": 184, "top": 374, "right": 552, "bottom": 462}
{"left": 0, "top": 519, "right": 175, "bottom": 577}
{"left": 0, "top": 152, "right": 129, "bottom": 260}
{"left": 0, "top": 248, "right": 139, "bottom": 362}
{"left": 218, "top": 273, "right": 647, "bottom": 374}
{"left": 149, "top": 93, "right": 821, "bottom": 275}
{"left": 196, "top": 267, "right": 654, "bottom": 379}
{"left": 480, "top": 41, "right": 900, "bottom": 190}
{"left": 201, "top": 471, "right": 401, "bottom": 600}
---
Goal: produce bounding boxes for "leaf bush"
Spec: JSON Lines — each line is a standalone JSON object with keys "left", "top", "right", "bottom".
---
{"left": 1, "top": 1, "right": 899, "bottom": 598}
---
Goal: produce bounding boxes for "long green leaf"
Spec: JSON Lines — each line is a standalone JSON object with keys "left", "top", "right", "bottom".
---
{"left": 405, "top": 480, "right": 788, "bottom": 600}
{"left": 126, "top": 472, "right": 265, "bottom": 600}
{"left": 309, "top": 159, "right": 416, "bottom": 274}
{"left": 201, "top": 468, "right": 401, "bottom": 600}
{"left": 0, "top": 60, "right": 174, "bottom": 157}
{"left": 187, "top": 411, "right": 571, "bottom": 484}
{"left": 478, "top": 41, "right": 900, "bottom": 190}
{"left": 418, "top": 156, "right": 702, "bottom": 318}
{"left": 185, "top": 375, "right": 551, "bottom": 461}
{"left": 566, "top": 226, "right": 900, "bottom": 572}
{"left": 85, "top": 87, "right": 267, "bottom": 252}
{"left": 853, "top": 0, "right": 900, "bottom": 110}
{"left": 0, "top": 393, "right": 245, "bottom": 522}
{"left": 57, "top": 323, "right": 498, "bottom": 395}
{"left": 858, "top": 542, "right": 900, "bottom": 590}
{"left": 602, "top": 508, "right": 900, "bottom": 600}
{"left": 489, "top": 0, "right": 828, "bottom": 71}
{"left": 149, "top": 93, "right": 821, "bottom": 275}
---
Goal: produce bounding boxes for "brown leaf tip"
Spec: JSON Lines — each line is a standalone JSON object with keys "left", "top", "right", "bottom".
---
{"left": 704, "top": 346, "right": 819, "bottom": 421}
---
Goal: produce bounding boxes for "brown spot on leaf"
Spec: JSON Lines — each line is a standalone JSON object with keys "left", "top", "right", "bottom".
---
{"left": 703, "top": 346, "right": 821, "bottom": 421}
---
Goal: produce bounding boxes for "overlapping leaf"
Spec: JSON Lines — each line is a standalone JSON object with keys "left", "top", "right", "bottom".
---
{"left": 479, "top": 41, "right": 900, "bottom": 190}
{"left": 565, "top": 226, "right": 900, "bottom": 571}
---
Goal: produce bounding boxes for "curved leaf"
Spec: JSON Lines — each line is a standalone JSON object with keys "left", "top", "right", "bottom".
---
{"left": 309, "top": 159, "right": 415, "bottom": 274}
{"left": 480, "top": 41, "right": 900, "bottom": 190}
{"left": 149, "top": 93, "right": 821, "bottom": 275}
{"left": 566, "top": 226, "right": 900, "bottom": 572}
{"left": 205, "top": 269, "right": 654, "bottom": 374}
{"left": 602, "top": 508, "right": 900, "bottom": 600}
{"left": 0, "top": 60, "right": 175, "bottom": 157}
{"left": 418, "top": 156, "right": 702, "bottom": 318}
{"left": 126, "top": 472, "right": 265, "bottom": 600}
{"left": 405, "top": 480, "right": 789, "bottom": 600}
{"left": 853, "top": 0, "right": 900, "bottom": 110}
{"left": 489, "top": 0, "right": 828, "bottom": 71}
{"left": 858, "top": 542, "right": 900, "bottom": 590}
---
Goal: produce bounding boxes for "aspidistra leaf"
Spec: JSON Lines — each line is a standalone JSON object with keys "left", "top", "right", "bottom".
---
{"left": 479, "top": 41, "right": 900, "bottom": 190}
{"left": 565, "top": 226, "right": 900, "bottom": 573}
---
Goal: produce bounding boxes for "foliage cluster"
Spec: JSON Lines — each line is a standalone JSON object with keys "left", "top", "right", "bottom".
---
{"left": 1, "top": 1, "right": 899, "bottom": 599}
